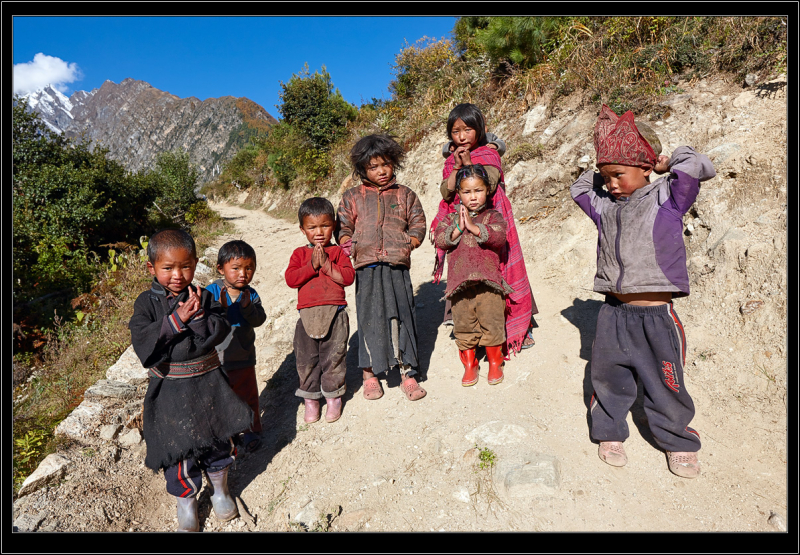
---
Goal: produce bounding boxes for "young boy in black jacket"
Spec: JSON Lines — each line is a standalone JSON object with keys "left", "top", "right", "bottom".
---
{"left": 128, "top": 229, "right": 253, "bottom": 531}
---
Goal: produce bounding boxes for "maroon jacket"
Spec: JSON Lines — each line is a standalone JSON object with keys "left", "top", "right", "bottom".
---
{"left": 337, "top": 178, "right": 426, "bottom": 269}
{"left": 434, "top": 209, "right": 514, "bottom": 299}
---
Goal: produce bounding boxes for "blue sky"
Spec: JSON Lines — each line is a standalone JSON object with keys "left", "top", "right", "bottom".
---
{"left": 13, "top": 16, "right": 458, "bottom": 116}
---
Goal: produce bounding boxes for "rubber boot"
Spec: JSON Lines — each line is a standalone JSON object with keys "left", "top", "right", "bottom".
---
{"left": 206, "top": 467, "right": 238, "bottom": 521}
{"left": 325, "top": 396, "right": 343, "bottom": 423}
{"left": 485, "top": 345, "right": 504, "bottom": 385}
{"left": 459, "top": 349, "right": 479, "bottom": 386}
{"left": 304, "top": 398, "right": 321, "bottom": 423}
{"left": 176, "top": 495, "right": 199, "bottom": 532}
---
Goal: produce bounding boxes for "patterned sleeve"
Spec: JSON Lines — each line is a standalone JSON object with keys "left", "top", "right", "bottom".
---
{"left": 475, "top": 211, "right": 507, "bottom": 250}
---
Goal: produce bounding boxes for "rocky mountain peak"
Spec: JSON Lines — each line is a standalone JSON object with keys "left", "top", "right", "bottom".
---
{"left": 20, "top": 79, "right": 277, "bottom": 183}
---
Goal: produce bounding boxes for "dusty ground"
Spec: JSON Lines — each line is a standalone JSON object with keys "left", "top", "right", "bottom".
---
{"left": 13, "top": 73, "right": 788, "bottom": 536}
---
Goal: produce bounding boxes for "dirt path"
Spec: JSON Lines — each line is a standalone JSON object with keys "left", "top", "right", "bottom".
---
{"left": 188, "top": 200, "right": 786, "bottom": 532}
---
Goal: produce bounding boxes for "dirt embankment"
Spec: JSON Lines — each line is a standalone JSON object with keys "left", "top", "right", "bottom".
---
{"left": 12, "top": 73, "right": 787, "bottom": 534}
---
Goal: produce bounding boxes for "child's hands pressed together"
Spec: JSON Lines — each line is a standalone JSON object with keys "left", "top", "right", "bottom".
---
{"left": 461, "top": 204, "right": 479, "bottom": 236}
{"left": 311, "top": 243, "right": 327, "bottom": 271}
{"left": 238, "top": 288, "right": 251, "bottom": 308}
{"left": 654, "top": 155, "right": 670, "bottom": 174}
{"left": 176, "top": 285, "right": 202, "bottom": 322}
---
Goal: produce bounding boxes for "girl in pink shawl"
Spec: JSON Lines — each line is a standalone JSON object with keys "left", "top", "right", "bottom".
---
{"left": 430, "top": 103, "right": 539, "bottom": 355}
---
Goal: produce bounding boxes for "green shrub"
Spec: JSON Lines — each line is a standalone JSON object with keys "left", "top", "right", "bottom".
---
{"left": 278, "top": 64, "right": 357, "bottom": 153}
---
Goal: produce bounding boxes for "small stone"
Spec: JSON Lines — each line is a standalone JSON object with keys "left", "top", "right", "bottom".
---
{"left": 453, "top": 488, "right": 471, "bottom": 503}
{"left": 18, "top": 454, "right": 71, "bottom": 497}
{"left": 740, "top": 300, "right": 764, "bottom": 316}
{"left": 14, "top": 512, "right": 46, "bottom": 532}
{"left": 119, "top": 428, "right": 142, "bottom": 446}
{"left": 465, "top": 421, "right": 528, "bottom": 446}
{"left": 495, "top": 451, "right": 561, "bottom": 498}
{"left": 99, "top": 424, "right": 123, "bottom": 440}
{"left": 106, "top": 345, "right": 149, "bottom": 384}
{"left": 744, "top": 73, "right": 758, "bottom": 87}
{"left": 768, "top": 512, "right": 787, "bottom": 531}
{"left": 54, "top": 400, "right": 104, "bottom": 441}
{"left": 85, "top": 380, "right": 137, "bottom": 400}
{"left": 194, "top": 262, "right": 212, "bottom": 276}
{"left": 548, "top": 188, "right": 557, "bottom": 197}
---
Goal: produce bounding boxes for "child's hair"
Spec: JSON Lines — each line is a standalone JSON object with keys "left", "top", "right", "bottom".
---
{"left": 147, "top": 229, "right": 196, "bottom": 264}
{"left": 217, "top": 240, "right": 257, "bottom": 268}
{"left": 455, "top": 164, "right": 490, "bottom": 191}
{"left": 446, "top": 103, "right": 487, "bottom": 146}
{"left": 349, "top": 134, "right": 405, "bottom": 181}
{"left": 298, "top": 197, "right": 336, "bottom": 226}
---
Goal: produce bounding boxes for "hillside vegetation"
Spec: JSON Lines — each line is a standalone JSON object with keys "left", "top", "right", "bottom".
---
{"left": 202, "top": 16, "right": 785, "bottom": 204}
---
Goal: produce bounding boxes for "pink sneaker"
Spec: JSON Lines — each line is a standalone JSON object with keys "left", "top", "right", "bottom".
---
{"left": 666, "top": 451, "right": 701, "bottom": 478}
{"left": 303, "top": 399, "right": 321, "bottom": 423}
{"left": 598, "top": 441, "right": 628, "bottom": 467}
{"left": 325, "top": 396, "right": 343, "bottom": 423}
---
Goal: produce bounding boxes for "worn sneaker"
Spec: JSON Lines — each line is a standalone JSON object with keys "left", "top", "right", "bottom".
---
{"left": 598, "top": 441, "right": 628, "bottom": 467}
{"left": 666, "top": 451, "right": 701, "bottom": 478}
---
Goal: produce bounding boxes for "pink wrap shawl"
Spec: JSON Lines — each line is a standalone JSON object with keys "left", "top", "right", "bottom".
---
{"left": 430, "top": 146, "right": 534, "bottom": 355}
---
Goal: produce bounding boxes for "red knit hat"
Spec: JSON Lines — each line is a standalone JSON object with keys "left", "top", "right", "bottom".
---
{"left": 594, "top": 105, "right": 657, "bottom": 169}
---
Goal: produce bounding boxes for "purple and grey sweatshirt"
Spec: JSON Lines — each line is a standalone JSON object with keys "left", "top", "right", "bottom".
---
{"left": 570, "top": 146, "right": 716, "bottom": 298}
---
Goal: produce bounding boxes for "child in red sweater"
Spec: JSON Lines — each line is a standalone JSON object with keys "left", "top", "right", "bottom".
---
{"left": 285, "top": 197, "right": 355, "bottom": 424}
{"left": 434, "top": 164, "right": 512, "bottom": 386}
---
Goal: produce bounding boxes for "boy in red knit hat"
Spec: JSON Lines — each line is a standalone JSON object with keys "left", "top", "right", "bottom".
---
{"left": 285, "top": 197, "right": 355, "bottom": 424}
{"left": 570, "top": 105, "right": 715, "bottom": 478}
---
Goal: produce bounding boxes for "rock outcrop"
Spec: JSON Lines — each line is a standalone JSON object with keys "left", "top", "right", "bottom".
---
{"left": 22, "top": 78, "right": 277, "bottom": 184}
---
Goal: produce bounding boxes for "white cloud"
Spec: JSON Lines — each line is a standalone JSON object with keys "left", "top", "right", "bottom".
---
{"left": 13, "top": 53, "right": 83, "bottom": 95}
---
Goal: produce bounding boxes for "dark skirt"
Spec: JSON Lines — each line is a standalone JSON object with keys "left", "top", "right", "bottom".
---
{"left": 143, "top": 368, "right": 253, "bottom": 471}
{"left": 355, "top": 264, "right": 418, "bottom": 374}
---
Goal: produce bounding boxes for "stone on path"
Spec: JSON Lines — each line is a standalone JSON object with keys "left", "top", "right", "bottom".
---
{"left": 291, "top": 500, "right": 317, "bottom": 527}
{"left": 85, "top": 380, "right": 137, "bottom": 401}
{"left": 18, "top": 454, "right": 71, "bottom": 497}
{"left": 13, "top": 511, "right": 47, "bottom": 532}
{"left": 99, "top": 424, "right": 123, "bottom": 441}
{"left": 334, "top": 508, "right": 374, "bottom": 531}
{"left": 464, "top": 421, "right": 528, "bottom": 446}
{"left": 54, "top": 400, "right": 104, "bottom": 441}
{"left": 118, "top": 428, "right": 142, "bottom": 446}
{"left": 106, "top": 345, "right": 149, "bottom": 385}
{"left": 768, "top": 512, "right": 787, "bottom": 531}
{"left": 494, "top": 450, "right": 561, "bottom": 499}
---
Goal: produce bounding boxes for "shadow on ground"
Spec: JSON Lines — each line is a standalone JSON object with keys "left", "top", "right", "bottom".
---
{"left": 208, "top": 349, "right": 301, "bottom": 525}
{"left": 560, "top": 297, "right": 659, "bottom": 450}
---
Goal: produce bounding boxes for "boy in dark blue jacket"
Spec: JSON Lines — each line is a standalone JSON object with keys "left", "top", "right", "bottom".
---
{"left": 206, "top": 240, "right": 267, "bottom": 453}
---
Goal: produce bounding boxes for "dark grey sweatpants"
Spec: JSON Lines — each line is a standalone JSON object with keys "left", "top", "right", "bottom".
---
{"left": 294, "top": 309, "right": 349, "bottom": 399}
{"left": 589, "top": 297, "right": 701, "bottom": 453}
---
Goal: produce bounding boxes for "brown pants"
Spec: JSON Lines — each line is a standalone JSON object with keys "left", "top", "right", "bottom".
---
{"left": 294, "top": 309, "right": 349, "bottom": 399}
{"left": 226, "top": 365, "right": 262, "bottom": 433}
{"left": 450, "top": 282, "right": 506, "bottom": 351}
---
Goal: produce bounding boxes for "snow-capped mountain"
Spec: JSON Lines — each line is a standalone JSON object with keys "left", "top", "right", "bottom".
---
{"left": 17, "top": 79, "right": 277, "bottom": 183}
{"left": 20, "top": 85, "right": 97, "bottom": 134}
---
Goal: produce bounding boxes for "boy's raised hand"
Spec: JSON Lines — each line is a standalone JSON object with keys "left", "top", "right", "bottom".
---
{"left": 239, "top": 288, "right": 251, "bottom": 308}
{"left": 219, "top": 286, "right": 229, "bottom": 309}
{"left": 654, "top": 155, "right": 670, "bottom": 174}
{"left": 176, "top": 285, "right": 202, "bottom": 322}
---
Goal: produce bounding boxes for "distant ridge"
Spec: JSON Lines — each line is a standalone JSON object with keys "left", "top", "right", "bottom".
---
{"left": 20, "top": 78, "right": 278, "bottom": 183}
